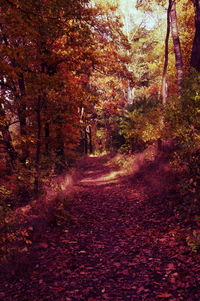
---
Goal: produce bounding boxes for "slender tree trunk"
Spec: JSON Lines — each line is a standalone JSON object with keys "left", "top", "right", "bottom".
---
{"left": 45, "top": 122, "right": 50, "bottom": 154}
{"left": 159, "top": 0, "right": 173, "bottom": 151}
{"left": 18, "top": 73, "right": 29, "bottom": 163}
{"left": 55, "top": 116, "right": 66, "bottom": 174}
{"left": 170, "top": 0, "right": 183, "bottom": 94}
{"left": 161, "top": 0, "right": 172, "bottom": 105}
{"left": 18, "top": 74, "right": 26, "bottom": 137}
{"left": 191, "top": 0, "right": 200, "bottom": 71}
{"left": 84, "top": 128, "right": 88, "bottom": 154}
{"left": 34, "top": 97, "right": 41, "bottom": 198}
{"left": 0, "top": 103, "right": 17, "bottom": 172}
{"left": 127, "top": 80, "right": 132, "bottom": 104}
{"left": 88, "top": 125, "right": 93, "bottom": 154}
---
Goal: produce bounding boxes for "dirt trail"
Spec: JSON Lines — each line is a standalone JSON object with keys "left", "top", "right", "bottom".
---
{"left": 0, "top": 154, "right": 200, "bottom": 300}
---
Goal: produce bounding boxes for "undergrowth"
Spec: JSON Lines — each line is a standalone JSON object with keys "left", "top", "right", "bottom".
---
{"left": 0, "top": 179, "right": 73, "bottom": 273}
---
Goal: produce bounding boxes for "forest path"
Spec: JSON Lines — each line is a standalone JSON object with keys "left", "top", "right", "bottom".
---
{"left": 1, "top": 154, "right": 200, "bottom": 300}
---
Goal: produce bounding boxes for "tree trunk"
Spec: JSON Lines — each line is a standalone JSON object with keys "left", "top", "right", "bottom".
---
{"left": 0, "top": 103, "right": 17, "bottom": 172}
{"left": 191, "top": 0, "right": 200, "bottom": 71}
{"left": 18, "top": 73, "right": 26, "bottom": 137}
{"left": 45, "top": 122, "right": 50, "bottom": 154}
{"left": 18, "top": 73, "right": 29, "bottom": 163}
{"left": 84, "top": 128, "right": 88, "bottom": 154}
{"left": 34, "top": 97, "right": 41, "bottom": 198}
{"left": 55, "top": 116, "right": 66, "bottom": 174}
{"left": 127, "top": 80, "right": 132, "bottom": 104}
{"left": 161, "top": 0, "right": 172, "bottom": 105}
{"left": 170, "top": 0, "right": 183, "bottom": 94}
{"left": 88, "top": 125, "right": 93, "bottom": 154}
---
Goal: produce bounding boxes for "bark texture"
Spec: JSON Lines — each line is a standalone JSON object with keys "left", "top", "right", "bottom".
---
{"left": 17, "top": 73, "right": 29, "bottom": 162}
{"left": 0, "top": 103, "right": 17, "bottom": 171}
{"left": 161, "top": 0, "right": 172, "bottom": 105}
{"left": 191, "top": 0, "right": 200, "bottom": 71}
{"left": 34, "top": 96, "right": 42, "bottom": 198}
{"left": 170, "top": 0, "right": 183, "bottom": 94}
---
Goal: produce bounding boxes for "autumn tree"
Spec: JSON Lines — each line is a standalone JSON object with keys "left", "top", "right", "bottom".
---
{"left": 93, "top": 10, "right": 134, "bottom": 150}
{"left": 0, "top": 0, "right": 99, "bottom": 195}
{"left": 0, "top": 0, "right": 133, "bottom": 198}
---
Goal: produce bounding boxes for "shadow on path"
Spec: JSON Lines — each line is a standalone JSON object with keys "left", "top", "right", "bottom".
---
{"left": 0, "top": 153, "right": 199, "bottom": 300}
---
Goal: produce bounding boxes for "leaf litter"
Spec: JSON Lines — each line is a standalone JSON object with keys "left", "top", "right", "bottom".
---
{"left": 0, "top": 154, "right": 199, "bottom": 300}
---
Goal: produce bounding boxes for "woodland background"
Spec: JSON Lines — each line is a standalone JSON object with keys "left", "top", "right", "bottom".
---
{"left": 0, "top": 0, "right": 200, "bottom": 266}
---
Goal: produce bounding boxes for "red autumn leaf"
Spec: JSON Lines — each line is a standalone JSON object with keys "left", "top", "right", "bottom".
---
{"left": 156, "top": 292, "right": 173, "bottom": 298}
{"left": 39, "top": 242, "right": 48, "bottom": 249}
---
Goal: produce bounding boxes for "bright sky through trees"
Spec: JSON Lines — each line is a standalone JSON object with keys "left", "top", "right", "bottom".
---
{"left": 93, "top": 0, "right": 164, "bottom": 33}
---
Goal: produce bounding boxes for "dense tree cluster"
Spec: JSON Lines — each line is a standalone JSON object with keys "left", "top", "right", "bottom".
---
{"left": 0, "top": 0, "right": 130, "bottom": 199}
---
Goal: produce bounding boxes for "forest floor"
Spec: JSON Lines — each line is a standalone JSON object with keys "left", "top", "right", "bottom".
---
{"left": 0, "top": 150, "right": 200, "bottom": 300}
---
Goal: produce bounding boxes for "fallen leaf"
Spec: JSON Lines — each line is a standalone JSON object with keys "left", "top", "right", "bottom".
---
{"left": 157, "top": 292, "right": 172, "bottom": 298}
{"left": 122, "top": 269, "right": 129, "bottom": 275}
{"left": 137, "top": 287, "right": 145, "bottom": 293}
{"left": 167, "top": 263, "right": 175, "bottom": 271}
{"left": 20, "top": 247, "right": 28, "bottom": 252}
{"left": 125, "top": 229, "right": 132, "bottom": 236}
{"left": 102, "top": 294, "right": 109, "bottom": 299}
{"left": 40, "top": 242, "right": 48, "bottom": 249}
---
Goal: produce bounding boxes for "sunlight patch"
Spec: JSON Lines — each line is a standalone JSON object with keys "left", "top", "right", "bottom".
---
{"left": 81, "top": 170, "right": 125, "bottom": 185}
